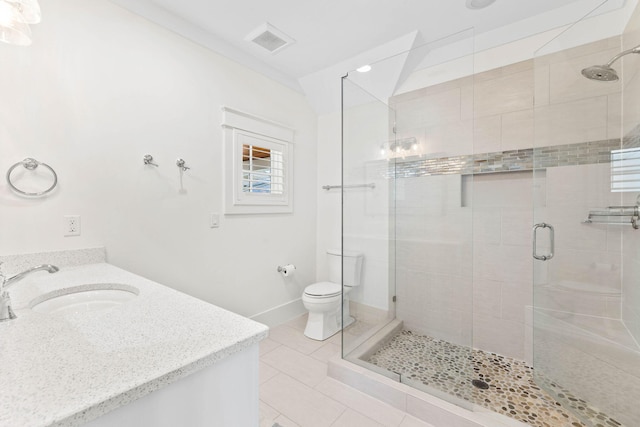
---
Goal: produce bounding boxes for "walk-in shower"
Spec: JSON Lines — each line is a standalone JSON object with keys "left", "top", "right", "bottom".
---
{"left": 340, "top": 2, "right": 640, "bottom": 426}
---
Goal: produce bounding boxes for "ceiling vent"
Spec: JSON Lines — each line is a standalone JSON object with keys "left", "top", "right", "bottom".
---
{"left": 245, "top": 23, "right": 295, "bottom": 54}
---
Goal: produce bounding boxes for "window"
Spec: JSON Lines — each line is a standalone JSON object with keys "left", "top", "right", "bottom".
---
{"left": 611, "top": 147, "right": 640, "bottom": 192}
{"left": 222, "top": 107, "right": 294, "bottom": 214}
{"left": 242, "top": 143, "right": 283, "bottom": 194}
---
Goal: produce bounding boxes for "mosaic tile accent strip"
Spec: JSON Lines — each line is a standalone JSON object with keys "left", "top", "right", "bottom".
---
{"left": 367, "top": 330, "right": 624, "bottom": 427}
{"left": 381, "top": 139, "right": 621, "bottom": 178}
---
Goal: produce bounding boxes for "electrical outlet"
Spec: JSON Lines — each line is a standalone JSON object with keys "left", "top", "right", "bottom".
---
{"left": 210, "top": 213, "right": 220, "bottom": 228}
{"left": 64, "top": 215, "right": 81, "bottom": 237}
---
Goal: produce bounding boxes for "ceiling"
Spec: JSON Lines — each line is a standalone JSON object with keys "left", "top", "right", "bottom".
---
{"left": 109, "top": 0, "right": 629, "bottom": 111}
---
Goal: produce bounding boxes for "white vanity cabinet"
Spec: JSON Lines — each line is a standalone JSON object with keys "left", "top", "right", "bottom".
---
{"left": 0, "top": 262, "right": 268, "bottom": 427}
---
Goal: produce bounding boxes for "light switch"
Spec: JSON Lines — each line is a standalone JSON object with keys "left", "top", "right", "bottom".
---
{"left": 210, "top": 213, "right": 220, "bottom": 228}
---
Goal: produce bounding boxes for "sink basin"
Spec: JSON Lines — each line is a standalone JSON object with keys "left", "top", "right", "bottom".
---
{"left": 31, "top": 284, "right": 139, "bottom": 315}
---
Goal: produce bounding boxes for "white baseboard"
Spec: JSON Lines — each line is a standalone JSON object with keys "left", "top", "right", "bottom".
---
{"left": 250, "top": 298, "right": 306, "bottom": 328}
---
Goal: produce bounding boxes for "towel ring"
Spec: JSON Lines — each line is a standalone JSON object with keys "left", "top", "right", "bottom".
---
{"left": 6, "top": 158, "right": 58, "bottom": 196}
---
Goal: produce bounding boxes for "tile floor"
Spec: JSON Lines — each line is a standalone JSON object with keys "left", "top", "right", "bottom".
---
{"left": 368, "top": 330, "right": 594, "bottom": 427}
{"left": 259, "top": 314, "right": 435, "bottom": 427}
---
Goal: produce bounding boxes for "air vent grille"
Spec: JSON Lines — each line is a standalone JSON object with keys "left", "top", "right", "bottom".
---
{"left": 245, "top": 23, "right": 295, "bottom": 54}
{"left": 252, "top": 31, "right": 287, "bottom": 52}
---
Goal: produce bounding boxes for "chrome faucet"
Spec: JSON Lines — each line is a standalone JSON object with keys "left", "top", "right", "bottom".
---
{"left": 0, "top": 263, "right": 59, "bottom": 322}
{"left": 3, "top": 264, "right": 59, "bottom": 288}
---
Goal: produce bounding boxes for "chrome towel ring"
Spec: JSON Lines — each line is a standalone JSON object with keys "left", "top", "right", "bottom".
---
{"left": 6, "top": 158, "right": 58, "bottom": 196}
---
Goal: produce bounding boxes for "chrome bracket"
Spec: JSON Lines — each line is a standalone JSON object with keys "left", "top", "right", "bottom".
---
{"left": 143, "top": 154, "right": 158, "bottom": 167}
{"left": 176, "top": 158, "right": 191, "bottom": 171}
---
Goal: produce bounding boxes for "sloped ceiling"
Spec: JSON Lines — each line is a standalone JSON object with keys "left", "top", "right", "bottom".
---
{"left": 109, "top": 0, "right": 629, "bottom": 112}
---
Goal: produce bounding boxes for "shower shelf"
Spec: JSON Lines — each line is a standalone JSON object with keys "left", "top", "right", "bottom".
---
{"left": 582, "top": 206, "right": 639, "bottom": 229}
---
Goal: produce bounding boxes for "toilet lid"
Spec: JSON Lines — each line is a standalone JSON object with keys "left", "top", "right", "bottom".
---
{"left": 305, "top": 282, "right": 341, "bottom": 297}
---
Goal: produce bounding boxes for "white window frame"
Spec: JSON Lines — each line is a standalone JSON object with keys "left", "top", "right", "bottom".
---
{"left": 222, "top": 107, "right": 294, "bottom": 214}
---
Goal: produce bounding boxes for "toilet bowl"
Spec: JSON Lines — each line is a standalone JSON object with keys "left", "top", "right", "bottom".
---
{"left": 302, "top": 282, "right": 342, "bottom": 340}
{"left": 303, "top": 250, "right": 363, "bottom": 341}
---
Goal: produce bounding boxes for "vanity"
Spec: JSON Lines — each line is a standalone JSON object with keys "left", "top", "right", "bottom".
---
{"left": 0, "top": 249, "right": 268, "bottom": 426}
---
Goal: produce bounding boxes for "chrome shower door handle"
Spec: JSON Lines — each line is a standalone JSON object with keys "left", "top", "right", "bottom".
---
{"left": 533, "top": 223, "right": 555, "bottom": 261}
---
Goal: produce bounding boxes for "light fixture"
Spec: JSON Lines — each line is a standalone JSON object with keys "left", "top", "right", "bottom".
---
{"left": 465, "top": 0, "right": 497, "bottom": 10}
{"left": 0, "top": 1, "right": 31, "bottom": 46}
{"left": 0, "top": 0, "right": 42, "bottom": 46}
{"left": 7, "top": 0, "right": 39, "bottom": 23}
{"left": 380, "top": 137, "right": 422, "bottom": 159}
{"left": 356, "top": 64, "right": 372, "bottom": 73}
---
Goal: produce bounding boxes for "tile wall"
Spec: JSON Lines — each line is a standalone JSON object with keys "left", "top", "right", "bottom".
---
{"left": 389, "top": 36, "right": 626, "bottom": 362}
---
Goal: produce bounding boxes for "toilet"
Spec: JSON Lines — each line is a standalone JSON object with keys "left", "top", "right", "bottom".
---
{"left": 302, "top": 249, "right": 363, "bottom": 341}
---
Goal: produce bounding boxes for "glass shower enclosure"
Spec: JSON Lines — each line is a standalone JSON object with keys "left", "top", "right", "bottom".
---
{"left": 341, "top": 1, "right": 640, "bottom": 425}
{"left": 341, "top": 29, "right": 476, "bottom": 411}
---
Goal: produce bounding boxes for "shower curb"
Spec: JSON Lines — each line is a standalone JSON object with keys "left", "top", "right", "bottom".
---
{"left": 328, "top": 357, "right": 526, "bottom": 427}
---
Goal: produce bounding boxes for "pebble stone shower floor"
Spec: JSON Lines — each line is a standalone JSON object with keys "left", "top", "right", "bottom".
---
{"left": 367, "top": 330, "right": 624, "bottom": 427}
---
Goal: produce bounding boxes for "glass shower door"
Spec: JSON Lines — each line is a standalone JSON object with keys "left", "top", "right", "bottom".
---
{"left": 389, "top": 31, "right": 475, "bottom": 410}
{"left": 533, "top": 2, "right": 640, "bottom": 425}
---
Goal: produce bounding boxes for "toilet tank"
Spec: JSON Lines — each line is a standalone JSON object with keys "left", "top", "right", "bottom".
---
{"left": 327, "top": 249, "right": 363, "bottom": 287}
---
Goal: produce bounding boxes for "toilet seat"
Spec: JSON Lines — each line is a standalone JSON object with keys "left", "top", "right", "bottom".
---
{"left": 304, "top": 282, "right": 341, "bottom": 298}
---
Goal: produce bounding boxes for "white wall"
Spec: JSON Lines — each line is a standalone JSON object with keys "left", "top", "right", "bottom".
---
{"left": 315, "top": 112, "right": 341, "bottom": 280}
{"left": 342, "top": 98, "right": 392, "bottom": 312}
{"left": 316, "top": 83, "right": 393, "bottom": 313}
{"left": 0, "top": 0, "right": 318, "bottom": 322}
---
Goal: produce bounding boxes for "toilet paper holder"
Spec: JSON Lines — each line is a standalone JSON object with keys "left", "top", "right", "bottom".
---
{"left": 277, "top": 264, "right": 296, "bottom": 276}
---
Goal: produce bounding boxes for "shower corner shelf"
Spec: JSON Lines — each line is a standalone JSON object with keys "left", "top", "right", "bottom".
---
{"left": 582, "top": 205, "right": 639, "bottom": 229}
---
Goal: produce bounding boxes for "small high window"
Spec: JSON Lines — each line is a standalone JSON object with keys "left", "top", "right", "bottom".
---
{"left": 222, "top": 107, "right": 294, "bottom": 214}
{"left": 242, "top": 143, "right": 284, "bottom": 194}
{"left": 611, "top": 147, "right": 640, "bottom": 192}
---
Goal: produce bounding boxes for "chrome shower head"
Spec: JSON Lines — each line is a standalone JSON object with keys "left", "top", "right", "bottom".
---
{"left": 581, "top": 64, "right": 619, "bottom": 81}
{"left": 581, "top": 44, "right": 640, "bottom": 82}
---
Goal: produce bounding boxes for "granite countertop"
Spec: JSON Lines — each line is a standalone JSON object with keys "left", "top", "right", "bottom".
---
{"left": 0, "top": 262, "right": 269, "bottom": 427}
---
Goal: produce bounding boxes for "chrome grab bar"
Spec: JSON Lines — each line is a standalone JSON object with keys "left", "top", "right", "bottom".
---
{"left": 533, "top": 223, "right": 554, "bottom": 261}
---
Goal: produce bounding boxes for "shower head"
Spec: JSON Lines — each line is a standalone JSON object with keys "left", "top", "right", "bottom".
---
{"left": 581, "top": 64, "right": 619, "bottom": 81}
{"left": 581, "top": 44, "right": 640, "bottom": 82}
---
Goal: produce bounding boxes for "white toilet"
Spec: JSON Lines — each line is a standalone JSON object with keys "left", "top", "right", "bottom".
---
{"left": 302, "top": 249, "right": 363, "bottom": 341}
